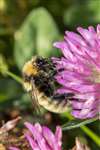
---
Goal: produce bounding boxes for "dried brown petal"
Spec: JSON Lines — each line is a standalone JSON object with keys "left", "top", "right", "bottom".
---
{"left": 0, "top": 117, "right": 21, "bottom": 134}
{"left": 72, "top": 137, "right": 91, "bottom": 150}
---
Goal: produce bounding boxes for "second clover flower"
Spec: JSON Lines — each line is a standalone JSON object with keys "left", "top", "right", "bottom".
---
{"left": 52, "top": 25, "right": 100, "bottom": 119}
{"left": 24, "top": 122, "right": 62, "bottom": 150}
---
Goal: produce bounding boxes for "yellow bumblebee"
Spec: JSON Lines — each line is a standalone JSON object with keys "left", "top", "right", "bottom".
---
{"left": 22, "top": 56, "right": 72, "bottom": 113}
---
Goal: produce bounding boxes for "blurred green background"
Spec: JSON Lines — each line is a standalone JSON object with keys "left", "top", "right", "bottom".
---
{"left": 0, "top": 0, "right": 100, "bottom": 149}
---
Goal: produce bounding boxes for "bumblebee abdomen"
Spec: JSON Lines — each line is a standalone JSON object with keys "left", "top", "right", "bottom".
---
{"left": 37, "top": 91, "right": 70, "bottom": 113}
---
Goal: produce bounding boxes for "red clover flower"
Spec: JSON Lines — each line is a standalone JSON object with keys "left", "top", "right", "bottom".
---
{"left": 52, "top": 25, "right": 100, "bottom": 119}
{"left": 24, "top": 122, "right": 62, "bottom": 150}
{"left": 9, "top": 122, "right": 62, "bottom": 150}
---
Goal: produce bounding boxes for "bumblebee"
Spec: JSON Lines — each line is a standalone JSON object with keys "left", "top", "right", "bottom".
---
{"left": 22, "top": 56, "right": 73, "bottom": 113}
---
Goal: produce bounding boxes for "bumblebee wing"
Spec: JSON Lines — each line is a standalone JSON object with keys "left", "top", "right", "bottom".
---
{"left": 30, "top": 80, "right": 41, "bottom": 114}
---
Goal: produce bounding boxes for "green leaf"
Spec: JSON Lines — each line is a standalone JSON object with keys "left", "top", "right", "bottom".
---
{"left": 64, "top": 0, "right": 100, "bottom": 28}
{"left": 0, "top": 55, "right": 8, "bottom": 75}
{"left": 62, "top": 118, "right": 98, "bottom": 131}
{"left": 14, "top": 7, "right": 60, "bottom": 69}
{"left": 0, "top": 78, "right": 22, "bottom": 103}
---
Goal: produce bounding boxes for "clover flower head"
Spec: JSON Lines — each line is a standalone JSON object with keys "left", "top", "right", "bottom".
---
{"left": 9, "top": 122, "right": 62, "bottom": 150}
{"left": 52, "top": 25, "right": 100, "bottom": 119}
{"left": 24, "top": 122, "right": 62, "bottom": 150}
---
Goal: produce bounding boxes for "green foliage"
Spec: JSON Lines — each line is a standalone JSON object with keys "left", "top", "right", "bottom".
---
{"left": 62, "top": 118, "right": 97, "bottom": 130}
{"left": 14, "top": 7, "right": 60, "bottom": 69}
{"left": 0, "top": 55, "right": 8, "bottom": 75}
{"left": 64, "top": 0, "right": 100, "bottom": 28}
{"left": 0, "top": 78, "right": 22, "bottom": 103}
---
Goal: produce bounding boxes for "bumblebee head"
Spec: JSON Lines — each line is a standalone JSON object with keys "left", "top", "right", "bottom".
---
{"left": 22, "top": 58, "right": 38, "bottom": 76}
{"left": 22, "top": 57, "right": 38, "bottom": 92}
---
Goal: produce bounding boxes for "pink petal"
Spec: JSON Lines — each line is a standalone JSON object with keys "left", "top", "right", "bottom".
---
{"left": 24, "top": 122, "right": 47, "bottom": 150}
{"left": 25, "top": 133, "right": 41, "bottom": 150}
{"left": 42, "top": 126, "right": 60, "bottom": 150}
{"left": 55, "top": 126, "right": 62, "bottom": 147}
